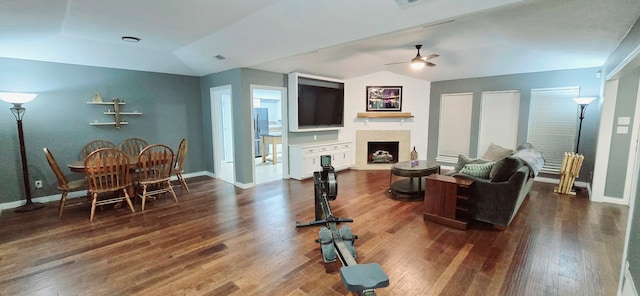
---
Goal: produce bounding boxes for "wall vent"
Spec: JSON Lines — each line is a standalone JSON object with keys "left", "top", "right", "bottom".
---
{"left": 214, "top": 54, "right": 226, "bottom": 60}
{"left": 394, "top": 0, "right": 428, "bottom": 9}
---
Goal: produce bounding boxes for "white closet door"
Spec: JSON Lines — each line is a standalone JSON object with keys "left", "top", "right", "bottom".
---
{"left": 437, "top": 93, "right": 473, "bottom": 163}
{"left": 478, "top": 90, "right": 520, "bottom": 155}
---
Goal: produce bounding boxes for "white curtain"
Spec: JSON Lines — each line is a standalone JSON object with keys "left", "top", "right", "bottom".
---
{"left": 437, "top": 93, "right": 473, "bottom": 163}
{"left": 478, "top": 90, "right": 520, "bottom": 154}
{"left": 528, "top": 86, "right": 580, "bottom": 173}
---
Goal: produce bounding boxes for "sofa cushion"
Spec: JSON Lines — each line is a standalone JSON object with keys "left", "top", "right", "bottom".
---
{"left": 490, "top": 157, "right": 523, "bottom": 182}
{"left": 453, "top": 155, "right": 491, "bottom": 173}
{"left": 461, "top": 161, "right": 495, "bottom": 179}
{"left": 482, "top": 143, "right": 513, "bottom": 161}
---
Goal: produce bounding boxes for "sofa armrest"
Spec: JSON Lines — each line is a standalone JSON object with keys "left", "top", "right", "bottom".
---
{"left": 453, "top": 166, "right": 530, "bottom": 227}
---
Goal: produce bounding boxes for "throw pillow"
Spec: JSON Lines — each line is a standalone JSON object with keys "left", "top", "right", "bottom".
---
{"left": 490, "top": 157, "right": 523, "bottom": 182}
{"left": 460, "top": 161, "right": 495, "bottom": 179}
{"left": 453, "top": 154, "right": 491, "bottom": 172}
{"left": 516, "top": 142, "right": 534, "bottom": 151}
{"left": 481, "top": 143, "right": 513, "bottom": 161}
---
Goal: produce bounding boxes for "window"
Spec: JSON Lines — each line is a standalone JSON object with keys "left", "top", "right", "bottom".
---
{"left": 528, "top": 87, "right": 580, "bottom": 173}
{"left": 437, "top": 93, "right": 473, "bottom": 163}
{"left": 478, "top": 90, "right": 520, "bottom": 154}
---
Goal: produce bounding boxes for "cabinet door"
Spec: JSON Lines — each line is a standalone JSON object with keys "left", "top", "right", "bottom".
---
{"left": 302, "top": 154, "right": 318, "bottom": 177}
{"left": 332, "top": 143, "right": 351, "bottom": 170}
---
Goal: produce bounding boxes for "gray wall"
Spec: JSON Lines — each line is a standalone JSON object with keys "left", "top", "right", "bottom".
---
{"left": 428, "top": 67, "right": 602, "bottom": 183}
{"left": 602, "top": 15, "right": 640, "bottom": 290}
{"left": 606, "top": 69, "right": 640, "bottom": 197}
{"left": 200, "top": 68, "right": 286, "bottom": 184}
{"left": 0, "top": 57, "right": 203, "bottom": 204}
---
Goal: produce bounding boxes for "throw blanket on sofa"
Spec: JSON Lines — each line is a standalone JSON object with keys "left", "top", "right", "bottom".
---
{"left": 511, "top": 148, "right": 545, "bottom": 177}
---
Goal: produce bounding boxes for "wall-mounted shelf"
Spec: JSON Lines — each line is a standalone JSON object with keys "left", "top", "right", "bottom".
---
{"left": 90, "top": 122, "right": 129, "bottom": 126}
{"left": 357, "top": 112, "right": 413, "bottom": 118}
{"left": 87, "top": 98, "right": 141, "bottom": 129}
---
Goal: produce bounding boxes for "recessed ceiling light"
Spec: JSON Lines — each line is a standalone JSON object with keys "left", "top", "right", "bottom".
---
{"left": 121, "top": 36, "right": 141, "bottom": 43}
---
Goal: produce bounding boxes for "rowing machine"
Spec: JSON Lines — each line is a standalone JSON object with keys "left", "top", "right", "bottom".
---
{"left": 296, "top": 155, "right": 389, "bottom": 295}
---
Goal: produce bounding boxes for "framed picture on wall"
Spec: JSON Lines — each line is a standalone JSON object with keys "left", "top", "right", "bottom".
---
{"left": 366, "top": 86, "right": 402, "bottom": 112}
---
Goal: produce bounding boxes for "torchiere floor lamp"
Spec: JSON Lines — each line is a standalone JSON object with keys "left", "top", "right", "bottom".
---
{"left": 0, "top": 92, "right": 45, "bottom": 212}
{"left": 573, "top": 97, "right": 597, "bottom": 154}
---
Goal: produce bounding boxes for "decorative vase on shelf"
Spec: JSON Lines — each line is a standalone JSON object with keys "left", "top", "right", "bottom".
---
{"left": 410, "top": 146, "right": 419, "bottom": 166}
{"left": 92, "top": 91, "right": 103, "bottom": 103}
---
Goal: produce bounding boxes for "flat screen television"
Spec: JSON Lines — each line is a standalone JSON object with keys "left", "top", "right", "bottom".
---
{"left": 289, "top": 74, "right": 345, "bottom": 132}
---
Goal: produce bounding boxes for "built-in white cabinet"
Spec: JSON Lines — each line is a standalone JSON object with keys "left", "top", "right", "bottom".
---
{"left": 289, "top": 141, "right": 352, "bottom": 180}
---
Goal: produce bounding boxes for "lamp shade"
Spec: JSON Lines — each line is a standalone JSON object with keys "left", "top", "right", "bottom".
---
{"left": 0, "top": 92, "right": 37, "bottom": 104}
{"left": 572, "top": 97, "right": 596, "bottom": 105}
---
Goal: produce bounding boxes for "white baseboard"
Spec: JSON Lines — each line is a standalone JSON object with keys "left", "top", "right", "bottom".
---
{"left": 0, "top": 171, "right": 213, "bottom": 212}
{"left": 622, "top": 261, "right": 638, "bottom": 296}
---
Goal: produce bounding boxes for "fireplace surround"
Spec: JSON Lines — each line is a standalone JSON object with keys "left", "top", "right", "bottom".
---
{"left": 353, "top": 130, "right": 411, "bottom": 170}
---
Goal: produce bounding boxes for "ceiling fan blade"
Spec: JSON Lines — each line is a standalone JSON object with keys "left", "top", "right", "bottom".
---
{"left": 426, "top": 61, "right": 436, "bottom": 67}
{"left": 384, "top": 61, "right": 408, "bottom": 66}
{"left": 424, "top": 53, "right": 440, "bottom": 60}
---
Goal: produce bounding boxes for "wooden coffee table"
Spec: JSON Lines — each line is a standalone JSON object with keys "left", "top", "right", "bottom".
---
{"left": 388, "top": 160, "right": 440, "bottom": 200}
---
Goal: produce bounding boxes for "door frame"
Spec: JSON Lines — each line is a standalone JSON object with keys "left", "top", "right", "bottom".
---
{"left": 250, "top": 84, "right": 288, "bottom": 184}
{"left": 211, "top": 85, "right": 234, "bottom": 185}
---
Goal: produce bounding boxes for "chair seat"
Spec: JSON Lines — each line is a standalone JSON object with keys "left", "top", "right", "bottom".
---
{"left": 63, "top": 178, "right": 88, "bottom": 191}
{"left": 339, "top": 263, "right": 389, "bottom": 292}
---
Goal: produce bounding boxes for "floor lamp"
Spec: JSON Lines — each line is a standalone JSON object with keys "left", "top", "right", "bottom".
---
{"left": 0, "top": 92, "right": 45, "bottom": 212}
{"left": 573, "top": 97, "right": 597, "bottom": 154}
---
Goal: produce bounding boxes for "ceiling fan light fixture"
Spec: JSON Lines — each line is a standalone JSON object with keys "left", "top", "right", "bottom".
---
{"left": 411, "top": 57, "right": 425, "bottom": 69}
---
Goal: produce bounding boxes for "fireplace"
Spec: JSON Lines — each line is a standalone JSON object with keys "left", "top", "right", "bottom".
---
{"left": 353, "top": 130, "right": 411, "bottom": 170}
{"left": 367, "top": 141, "right": 399, "bottom": 164}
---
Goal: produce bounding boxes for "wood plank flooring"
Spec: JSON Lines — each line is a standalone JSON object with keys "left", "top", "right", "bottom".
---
{"left": 0, "top": 170, "right": 628, "bottom": 295}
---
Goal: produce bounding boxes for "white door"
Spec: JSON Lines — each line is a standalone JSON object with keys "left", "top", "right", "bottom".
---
{"left": 211, "top": 85, "right": 234, "bottom": 185}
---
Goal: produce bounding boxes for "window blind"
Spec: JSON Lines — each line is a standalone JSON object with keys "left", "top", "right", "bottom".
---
{"left": 528, "top": 87, "right": 580, "bottom": 173}
{"left": 437, "top": 93, "right": 473, "bottom": 163}
{"left": 478, "top": 90, "right": 520, "bottom": 154}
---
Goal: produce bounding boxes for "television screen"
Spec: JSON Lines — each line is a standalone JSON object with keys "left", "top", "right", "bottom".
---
{"left": 297, "top": 78, "right": 344, "bottom": 128}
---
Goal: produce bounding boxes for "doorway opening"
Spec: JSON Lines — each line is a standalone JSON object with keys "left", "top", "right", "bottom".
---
{"left": 211, "top": 85, "right": 234, "bottom": 185}
{"left": 251, "top": 85, "right": 286, "bottom": 185}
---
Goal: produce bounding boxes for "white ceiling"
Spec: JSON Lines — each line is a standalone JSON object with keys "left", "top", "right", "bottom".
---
{"left": 1, "top": 0, "right": 639, "bottom": 81}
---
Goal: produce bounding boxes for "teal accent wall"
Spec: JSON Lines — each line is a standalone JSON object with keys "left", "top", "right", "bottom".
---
{"left": 200, "top": 68, "right": 286, "bottom": 185}
{"left": 0, "top": 57, "right": 203, "bottom": 204}
{"left": 428, "top": 67, "right": 602, "bottom": 182}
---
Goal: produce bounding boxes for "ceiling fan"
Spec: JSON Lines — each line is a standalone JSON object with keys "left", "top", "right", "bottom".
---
{"left": 386, "top": 45, "right": 439, "bottom": 69}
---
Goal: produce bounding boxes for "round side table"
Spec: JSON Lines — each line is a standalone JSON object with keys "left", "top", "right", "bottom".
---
{"left": 389, "top": 160, "right": 440, "bottom": 200}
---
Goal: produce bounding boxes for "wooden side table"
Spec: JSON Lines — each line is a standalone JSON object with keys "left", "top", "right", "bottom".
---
{"left": 423, "top": 174, "right": 474, "bottom": 230}
{"left": 261, "top": 134, "right": 282, "bottom": 164}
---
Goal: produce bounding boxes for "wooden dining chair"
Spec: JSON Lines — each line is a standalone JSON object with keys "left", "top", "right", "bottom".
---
{"left": 137, "top": 144, "right": 178, "bottom": 210}
{"left": 119, "top": 137, "right": 148, "bottom": 156}
{"left": 172, "top": 138, "right": 189, "bottom": 193}
{"left": 80, "top": 139, "right": 116, "bottom": 159}
{"left": 84, "top": 148, "right": 135, "bottom": 221}
{"left": 43, "top": 147, "right": 89, "bottom": 219}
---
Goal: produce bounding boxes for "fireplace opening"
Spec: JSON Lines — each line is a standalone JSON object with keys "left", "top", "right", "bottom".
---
{"left": 367, "top": 141, "right": 399, "bottom": 164}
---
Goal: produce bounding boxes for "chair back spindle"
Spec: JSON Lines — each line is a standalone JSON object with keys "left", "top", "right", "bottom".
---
{"left": 119, "top": 138, "right": 148, "bottom": 157}
{"left": 81, "top": 140, "right": 116, "bottom": 160}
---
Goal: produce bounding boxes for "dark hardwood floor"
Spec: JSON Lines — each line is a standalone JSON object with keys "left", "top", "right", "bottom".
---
{"left": 0, "top": 170, "right": 628, "bottom": 295}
